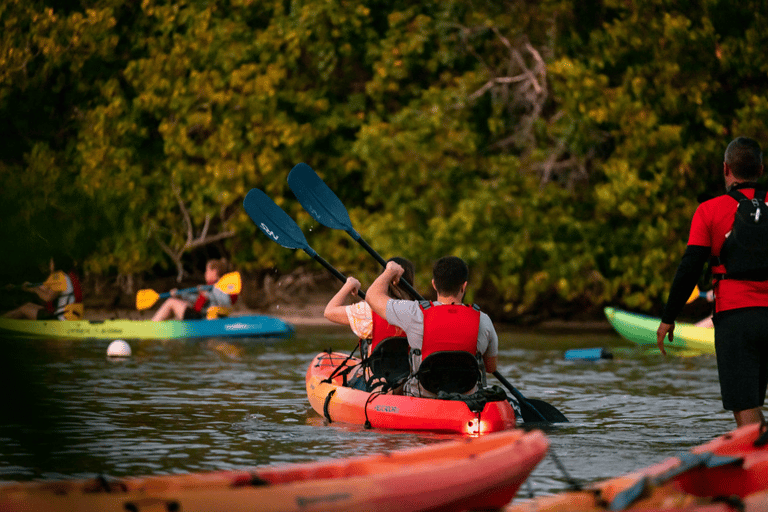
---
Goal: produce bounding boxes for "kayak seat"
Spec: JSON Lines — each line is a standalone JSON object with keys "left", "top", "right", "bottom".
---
{"left": 417, "top": 351, "right": 480, "bottom": 395}
{"left": 364, "top": 336, "right": 411, "bottom": 390}
{"left": 437, "top": 385, "right": 509, "bottom": 413}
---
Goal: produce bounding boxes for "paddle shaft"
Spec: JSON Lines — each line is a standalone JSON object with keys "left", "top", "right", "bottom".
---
{"left": 493, "top": 371, "right": 549, "bottom": 422}
{"left": 287, "top": 163, "right": 421, "bottom": 301}
{"left": 159, "top": 284, "right": 211, "bottom": 300}
{"left": 242, "top": 188, "right": 364, "bottom": 301}
{"left": 304, "top": 247, "right": 366, "bottom": 300}
{"left": 349, "top": 232, "right": 422, "bottom": 301}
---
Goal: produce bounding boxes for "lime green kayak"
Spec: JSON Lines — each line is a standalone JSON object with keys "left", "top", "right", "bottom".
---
{"left": 603, "top": 307, "right": 714, "bottom": 354}
{"left": 0, "top": 315, "right": 294, "bottom": 340}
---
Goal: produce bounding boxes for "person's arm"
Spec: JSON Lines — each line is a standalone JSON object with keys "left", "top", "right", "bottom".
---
{"left": 324, "top": 277, "right": 361, "bottom": 325}
{"left": 656, "top": 245, "right": 710, "bottom": 354}
{"left": 483, "top": 354, "right": 497, "bottom": 374}
{"left": 367, "top": 261, "right": 403, "bottom": 319}
{"left": 26, "top": 284, "right": 58, "bottom": 303}
{"left": 660, "top": 245, "right": 710, "bottom": 324}
{"left": 480, "top": 314, "right": 499, "bottom": 373}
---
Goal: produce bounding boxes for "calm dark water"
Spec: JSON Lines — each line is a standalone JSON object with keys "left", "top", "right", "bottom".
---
{"left": 0, "top": 323, "right": 734, "bottom": 497}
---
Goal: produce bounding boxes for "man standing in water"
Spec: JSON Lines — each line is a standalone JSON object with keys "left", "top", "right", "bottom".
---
{"left": 657, "top": 136, "right": 768, "bottom": 427}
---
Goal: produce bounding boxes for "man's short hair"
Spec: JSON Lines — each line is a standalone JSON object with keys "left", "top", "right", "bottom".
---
{"left": 725, "top": 136, "right": 763, "bottom": 180}
{"left": 432, "top": 256, "right": 468, "bottom": 296}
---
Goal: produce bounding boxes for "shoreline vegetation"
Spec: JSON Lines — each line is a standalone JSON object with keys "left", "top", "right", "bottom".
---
{"left": 3, "top": 2, "right": 766, "bottom": 326}
{"left": 75, "top": 269, "right": 621, "bottom": 331}
{"left": 5, "top": 266, "right": 711, "bottom": 330}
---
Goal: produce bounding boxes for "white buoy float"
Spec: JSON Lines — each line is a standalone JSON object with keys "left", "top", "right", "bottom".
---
{"left": 107, "top": 339, "right": 132, "bottom": 358}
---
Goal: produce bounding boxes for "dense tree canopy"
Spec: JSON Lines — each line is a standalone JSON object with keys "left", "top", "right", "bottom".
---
{"left": 2, "top": 0, "right": 767, "bottom": 321}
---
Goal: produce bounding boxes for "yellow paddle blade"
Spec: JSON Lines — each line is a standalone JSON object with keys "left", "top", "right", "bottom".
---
{"left": 215, "top": 272, "right": 241, "bottom": 295}
{"left": 136, "top": 289, "right": 160, "bottom": 310}
{"left": 63, "top": 303, "right": 84, "bottom": 320}
{"left": 686, "top": 285, "right": 700, "bottom": 304}
{"left": 43, "top": 271, "right": 69, "bottom": 292}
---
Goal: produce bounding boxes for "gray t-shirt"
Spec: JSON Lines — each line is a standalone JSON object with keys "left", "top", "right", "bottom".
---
{"left": 385, "top": 299, "right": 499, "bottom": 397}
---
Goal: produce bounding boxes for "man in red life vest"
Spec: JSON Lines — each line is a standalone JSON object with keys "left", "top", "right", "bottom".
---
{"left": 657, "top": 136, "right": 768, "bottom": 427}
{"left": 367, "top": 256, "right": 498, "bottom": 398}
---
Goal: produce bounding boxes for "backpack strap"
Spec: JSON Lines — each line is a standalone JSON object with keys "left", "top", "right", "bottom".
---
{"left": 713, "top": 187, "right": 768, "bottom": 281}
{"left": 727, "top": 189, "right": 749, "bottom": 202}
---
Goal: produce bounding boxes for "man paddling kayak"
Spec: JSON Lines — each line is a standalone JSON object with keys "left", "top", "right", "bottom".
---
{"left": 367, "top": 256, "right": 498, "bottom": 398}
{"left": 657, "top": 136, "right": 768, "bottom": 427}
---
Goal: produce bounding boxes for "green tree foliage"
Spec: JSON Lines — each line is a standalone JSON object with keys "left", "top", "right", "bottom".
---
{"left": 1, "top": 0, "right": 767, "bottom": 320}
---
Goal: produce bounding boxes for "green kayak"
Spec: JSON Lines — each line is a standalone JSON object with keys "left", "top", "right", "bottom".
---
{"left": 603, "top": 307, "right": 714, "bottom": 354}
{"left": 0, "top": 314, "right": 294, "bottom": 341}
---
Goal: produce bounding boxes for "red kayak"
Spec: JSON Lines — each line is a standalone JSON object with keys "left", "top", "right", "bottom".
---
{"left": 503, "top": 423, "right": 768, "bottom": 512}
{"left": 306, "top": 351, "right": 517, "bottom": 434}
{"left": 0, "top": 428, "right": 548, "bottom": 512}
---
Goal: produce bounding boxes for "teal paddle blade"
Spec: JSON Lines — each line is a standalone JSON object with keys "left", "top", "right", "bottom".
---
{"left": 287, "top": 163, "right": 359, "bottom": 237}
{"left": 243, "top": 188, "right": 314, "bottom": 255}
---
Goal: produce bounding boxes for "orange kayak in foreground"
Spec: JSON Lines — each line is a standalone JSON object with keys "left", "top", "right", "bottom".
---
{"left": 306, "top": 351, "right": 517, "bottom": 434}
{"left": 503, "top": 423, "right": 768, "bottom": 512}
{"left": 0, "top": 428, "right": 548, "bottom": 512}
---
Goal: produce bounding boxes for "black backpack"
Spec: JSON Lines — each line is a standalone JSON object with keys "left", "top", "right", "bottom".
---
{"left": 718, "top": 189, "right": 768, "bottom": 280}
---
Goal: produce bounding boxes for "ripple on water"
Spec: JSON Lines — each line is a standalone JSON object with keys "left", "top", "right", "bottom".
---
{"left": 0, "top": 328, "right": 737, "bottom": 493}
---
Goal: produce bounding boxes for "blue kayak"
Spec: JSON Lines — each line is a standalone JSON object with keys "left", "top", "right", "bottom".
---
{"left": 0, "top": 315, "right": 294, "bottom": 340}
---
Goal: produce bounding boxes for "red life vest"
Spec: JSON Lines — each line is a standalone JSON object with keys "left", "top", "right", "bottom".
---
{"left": 370, "top": 311, "right": 405, "bottom": 352}
{"left": 69, "top": 271, "right": 83, "bottom": 303}
{"left": 419, "top": 302, "right": 481, "bottom": 359}
{"left": 194, "top": 292, "right": 239, "bottom": 313}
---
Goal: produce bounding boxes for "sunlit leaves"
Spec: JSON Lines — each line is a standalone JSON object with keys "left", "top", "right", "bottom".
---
{"left": 3, "top": 0, "right": 768, "bottom": 318}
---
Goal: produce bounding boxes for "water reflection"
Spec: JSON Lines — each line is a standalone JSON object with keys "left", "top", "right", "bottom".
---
{"left": 0, "top": 324, "right": 735, "bottom": 496}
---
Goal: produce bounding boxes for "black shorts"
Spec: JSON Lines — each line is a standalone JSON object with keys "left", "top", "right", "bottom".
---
{"left": 182, "top": 307, "right": 203, "bottom": 320}
{"left": 714, "top": 307, "right": 768, "bottom": 411}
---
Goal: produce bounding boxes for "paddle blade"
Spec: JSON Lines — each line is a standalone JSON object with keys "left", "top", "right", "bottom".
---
{"left": 686, "top": 285, "right": 700, "bottom": 304}
{"left": 287, "top": 163, "right": 356, "bottom": 233}
{"left": 215, "top": 272, "right": 242, "bottom": 295}
{"left": 62, "top": 303, "right": 84, "bottom": 321}
{"left": 43, "top": 271, "right": 69, "bottom": 292}
{"left": 525, "top": 398, "right": 569, "bottom": 423}
{"left": 244, "top": 189, "right": 312, "bottom": 251}
{"left": 136, "top": 289, "right": 160, "bottom": 310}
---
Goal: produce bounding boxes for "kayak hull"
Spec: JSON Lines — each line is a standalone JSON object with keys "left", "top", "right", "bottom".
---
{"left": 0, "top": 428, "right": 549, "bottom": 512}
{"left": 0, "top": 315, "right": 294, "bottom": 340}
{"left": 306, "top": 351, "right": 517, "bottom": 434}
{"left": 503, "top": 423, "right": 768, "bottom": 512}
{"left": 604, "top": 307, "right": 714, "bottom": 354}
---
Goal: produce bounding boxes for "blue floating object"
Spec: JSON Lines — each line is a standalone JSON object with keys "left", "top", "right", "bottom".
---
{"left": 564, "top": 348, "right": 613, "bottom": 361}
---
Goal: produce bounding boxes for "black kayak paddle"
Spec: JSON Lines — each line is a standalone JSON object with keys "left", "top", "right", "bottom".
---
{"left": 287, "top": 162, "right": 422, "bottom": 301}
{"left": 243, "top": 188, "right": 364, "bottom": 300}
{"left": 286, "top": 163, "right": 569, "bottom": 424}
